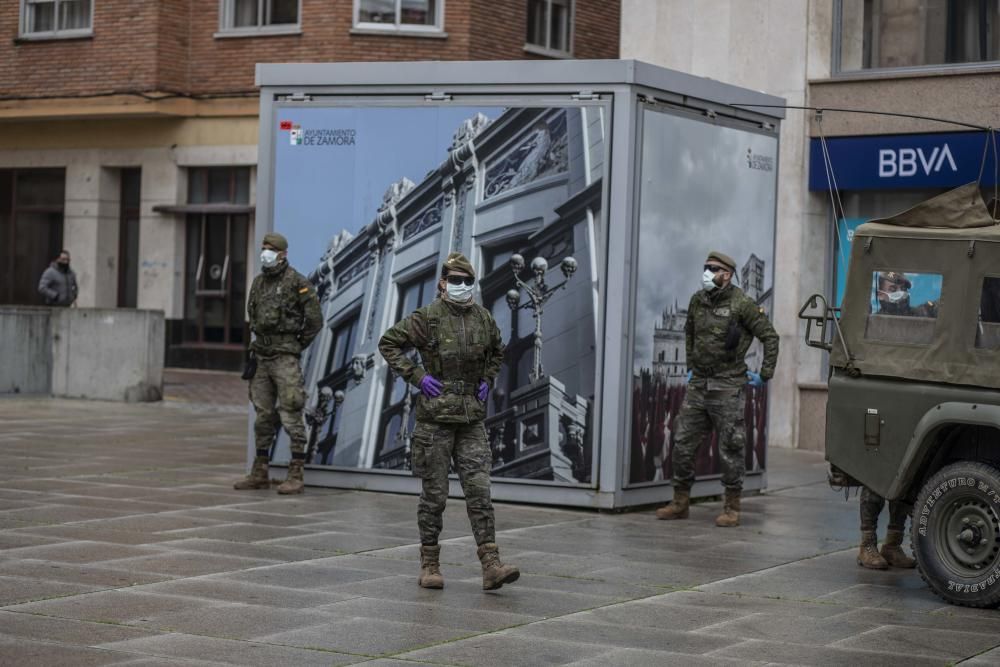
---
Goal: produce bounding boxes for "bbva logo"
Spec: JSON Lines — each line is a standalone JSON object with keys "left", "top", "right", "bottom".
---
{"left": 878, "top": 144, "right": 958, "bottom": 178}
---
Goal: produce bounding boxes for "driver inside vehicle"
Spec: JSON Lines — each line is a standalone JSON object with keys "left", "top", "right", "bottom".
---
{"left": 875, "top": 271, "right": 938, "bottom": 318}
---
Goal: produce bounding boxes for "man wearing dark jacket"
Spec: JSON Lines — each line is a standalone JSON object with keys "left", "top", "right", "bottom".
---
{"left": 38, "top": 250, "right": 78, "bottom": 306}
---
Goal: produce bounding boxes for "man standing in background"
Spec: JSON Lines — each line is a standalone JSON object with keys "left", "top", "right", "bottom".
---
{"left": 38, "top": 250, "right": 77, "bottom": 307}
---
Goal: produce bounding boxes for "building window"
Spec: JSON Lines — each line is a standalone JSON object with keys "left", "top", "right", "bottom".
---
{"left": 325, "top": 316, "right": 360, "bottom": 378}
{"left": 354, "top": 0, "right": 444, "bottom": 33}
{"left": 526, "top": 0, "right": 572, "bottom": 57}
{"left": 836, "top": 0, "right": 1000, "bottom": 73}
{"left": 219, "top": 0, "right": 300, "bottom": 35}
{"left": 20, "top": 0, "right": 92, "bottom": 38}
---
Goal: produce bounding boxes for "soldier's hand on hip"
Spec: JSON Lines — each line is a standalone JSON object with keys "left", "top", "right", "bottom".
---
{"left": 746, "top": 371, "right": 764, "bottom": 388}
{"left": 419, "top": 375, "right": 444, "bottom": 398}
{"left": 476, "top": 380, "right": 489, "bottom": 402}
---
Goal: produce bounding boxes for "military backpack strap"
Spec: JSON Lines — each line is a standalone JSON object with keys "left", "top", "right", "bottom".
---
{"left": 425, "top": 311, "right": 443, "bottom": 377}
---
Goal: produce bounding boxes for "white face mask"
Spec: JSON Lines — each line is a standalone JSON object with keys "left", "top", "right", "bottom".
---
{"left": 260, "top": 249, "right": 280, "bottom": 268}
{"left": 880, "top": 289, "right": 908, "bottom": 304}
{"left": 446, "top": 281, "right": 474, "bottom": 302}
{"left": 702, "top": 270, "right": 718, "bottom": 291}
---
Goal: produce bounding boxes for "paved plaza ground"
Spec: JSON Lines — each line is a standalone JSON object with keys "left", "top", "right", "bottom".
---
{"left": 0, "top": 381, "right": 999, "bottom": 666}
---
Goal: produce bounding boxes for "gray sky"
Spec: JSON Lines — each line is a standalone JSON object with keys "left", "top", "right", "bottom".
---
{"left": 633, "top": 110, "right": 778, "bottom": 370}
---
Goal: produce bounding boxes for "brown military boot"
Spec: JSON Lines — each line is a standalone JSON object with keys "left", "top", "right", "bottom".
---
{"left": 477, "top": 542, "right": 520, "bottom": 591}
{"left": 418, "top": 545, "right": 444, "bottom": 589}
{"left": 857, "top": 530, "right": 889, "bottom": 569}
{"left": 715, "top": 488, "right": 741, "bottom": 527}
{"left": 880, "top": 529, "right": 916, "bottom": 568}
{"left": 234, "top": 451, "right": 270, "bottom": 490}
{"left": 655, "top": 485, "right": 690, "bottom": 520}
{"left": 276, "top": 458, "right": 305, "bottom": 495}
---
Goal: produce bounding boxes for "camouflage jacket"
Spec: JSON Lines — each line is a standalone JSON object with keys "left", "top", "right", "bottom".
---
{"left": 247, "top": 262, "right": 322, "bottom": 358}
{"left": 378, "top": 296, "right": 504, "bottom": 424}
{"left": 685, "top": 284, "right": 779, "bottom": 387}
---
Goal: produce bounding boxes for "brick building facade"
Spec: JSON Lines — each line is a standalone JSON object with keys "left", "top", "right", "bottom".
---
{"left": 0, "top": 0, "right": 619, "bottom": 370}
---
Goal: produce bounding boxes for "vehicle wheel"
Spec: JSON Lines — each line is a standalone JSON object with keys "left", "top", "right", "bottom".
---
{"left": 912, "top": 461, "right": 1000, "bottom": 608}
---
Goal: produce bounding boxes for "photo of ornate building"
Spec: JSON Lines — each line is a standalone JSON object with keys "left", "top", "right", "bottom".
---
{"left": 270, "top": 104, "right": 606, "bottom": 486}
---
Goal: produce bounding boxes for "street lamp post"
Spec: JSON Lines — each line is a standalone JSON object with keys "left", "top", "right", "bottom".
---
{"left": 506, "top": 253, "right": 577, "bottom": 383}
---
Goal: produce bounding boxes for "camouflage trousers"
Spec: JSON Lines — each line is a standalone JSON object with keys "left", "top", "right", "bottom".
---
{"left": 672, "top": 384, "right": 746, "bottom": 490}
{"left": 860, "top": 486, "right": 910, "bottom": 532}
{"left": 411, "top": 420, "right": 495, "bottom": 547}
{"left": 249, "top": 353, "right": 307, "bottom": 456}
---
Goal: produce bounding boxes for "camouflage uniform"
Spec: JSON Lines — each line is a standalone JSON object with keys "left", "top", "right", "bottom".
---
{"left": 237, "top": 234, "right": 322, "bottom": 494}
{"left": 658, "top": 251, "right": 779, "bottom": 527}
{"left": 379, "top": 252, "right": 519, "bottom": 591}
{"left": 673, "top": 281, "right": 779, "bottom": 490}
{"left": 378, "top": 294, "right": 504, "bottom": 545}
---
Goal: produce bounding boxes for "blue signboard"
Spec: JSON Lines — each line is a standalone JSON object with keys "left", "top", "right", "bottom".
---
{"left": 810, "top": 131, "right": 998, "bottom": 191}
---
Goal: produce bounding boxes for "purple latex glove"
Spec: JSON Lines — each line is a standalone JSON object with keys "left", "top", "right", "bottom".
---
{"left": 419, "top": 374, "right": 443, "bottom": 398}
{"left": 476, "top": 380, "right": 489, "bottom": 402}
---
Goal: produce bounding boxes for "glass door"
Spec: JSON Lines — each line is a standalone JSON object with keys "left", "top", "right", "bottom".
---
{"left": 184, "top": 213, "right": 249, "bottom": 344}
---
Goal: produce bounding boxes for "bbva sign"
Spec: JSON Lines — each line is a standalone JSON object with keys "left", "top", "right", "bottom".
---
{"left": 878, "top": 144, "right": 958, "bottom": 178}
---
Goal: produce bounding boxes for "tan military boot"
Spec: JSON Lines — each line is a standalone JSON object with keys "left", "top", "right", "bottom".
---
{"left": 477, "top": 543, "right": 520, "bottom": 591}
{"left": 857, "top": 530, "right": 889, "bottom": 569}
{"left": 715, "top": 489, "right": 741, "bottom": 527}
{"left": 234, "top": 453, "right": 270, "bottom": 490}
{"left": 418, "top": 545, "right": 444, "bottom": 589}
{"left": 880, "top": 529, "right": 916, "bottom": 568}
{"left": 655, "top": 486, "right": 690, "bottom": 520}
{"left": 276, "top": 459, "right": 304, "bottom": 495}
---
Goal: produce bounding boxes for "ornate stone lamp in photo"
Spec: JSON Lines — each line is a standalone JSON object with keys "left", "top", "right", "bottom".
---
{"left": 506, "top": 253, "right": 577, "bottom": 383}
{"left": 306, "top": 387, "right": 345, "bottom": 464}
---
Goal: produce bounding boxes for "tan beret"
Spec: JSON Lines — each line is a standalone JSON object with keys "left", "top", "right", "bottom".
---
{"left": 442, "top": 252, "right": 475, "bottom": 280}
{"left": 706, "top": 250, "right": 736, "bottom": 272}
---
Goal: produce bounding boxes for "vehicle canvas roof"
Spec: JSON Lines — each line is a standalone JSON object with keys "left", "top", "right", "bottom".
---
{"left": 832, "top": 182, "right": 1000, "bottom": 389}
{"left": 854, "top": 182, "right": 1000, "bottom": 242}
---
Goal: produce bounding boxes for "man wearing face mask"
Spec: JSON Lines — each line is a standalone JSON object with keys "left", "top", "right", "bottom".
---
{"left": 38, "top": 250, "right": 78, "bottom": 307}
{"left": 875, "top": 271, "right": 937, "bottom": 317}
{"left": 235, "top": 232, "right": 322, "bottom": 495}
{"left": 656, "top": 251, "right": 779, "bottom": 527}
{"left": 378, "top": 252, "right": 519, "bottom": 592}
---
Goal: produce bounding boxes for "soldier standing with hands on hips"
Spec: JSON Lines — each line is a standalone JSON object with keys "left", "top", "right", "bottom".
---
{"left": 379, "top": 252, "right": 520, "bottom": 591}
{"left": 235, "top": 232, "right": 322, "bottom": 495}
{"left": 657, "top": 250, "right": 779, "bottom": 527}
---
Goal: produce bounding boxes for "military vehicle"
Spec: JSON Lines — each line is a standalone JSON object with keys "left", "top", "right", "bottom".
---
{"left": 800, "top": 183, "right": 1000, "bottom": 607}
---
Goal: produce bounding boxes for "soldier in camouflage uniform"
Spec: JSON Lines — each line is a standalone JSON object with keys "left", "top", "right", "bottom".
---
{"left": 234, "top": 232, "right": 322, "bottom": 495}
{"left": 857, "top": 271, "right": 921, "bottom": 568}
{"left": 378, "top": 252, "right": 520, "bottom": 591}
{"left": 657, "top": 250, "right": 779, "bottom": 527}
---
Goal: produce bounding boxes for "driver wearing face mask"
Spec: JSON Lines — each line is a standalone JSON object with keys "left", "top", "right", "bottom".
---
{"left": 875, "top": 272, "right": 937, "bottom": 317}
{"left": 236, "top": 232, "right": 322, "bottom": 496}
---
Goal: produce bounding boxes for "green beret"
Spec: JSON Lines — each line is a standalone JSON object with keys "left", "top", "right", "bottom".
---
{"left": 442, "top": 252, "right": 475, "bottom": 280}
{"left": 262, "top": 232, "right": 288, "bottom": 251}
{"left": 706, "top": 250, "right": 736, "bottom": 272}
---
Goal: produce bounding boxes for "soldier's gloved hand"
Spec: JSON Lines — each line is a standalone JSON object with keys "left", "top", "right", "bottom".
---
{"left": 419, "top": 375, "right": 443, "bottom": 398}
{"left": 746, "top": 371, "right": 765, "bottom": 388}
{"left": 686, "top": 370, "right": 693, "bottom": 383}
{"left": 476, "top": 380, "right": 489, "bottom": 402}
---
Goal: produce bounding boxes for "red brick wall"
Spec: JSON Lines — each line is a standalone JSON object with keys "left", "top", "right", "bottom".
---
{"left": 0, "top": 0, "right": 620, "bottom": 99}
{"left": 1, "top": 0, "right": 161, "bottom": 97}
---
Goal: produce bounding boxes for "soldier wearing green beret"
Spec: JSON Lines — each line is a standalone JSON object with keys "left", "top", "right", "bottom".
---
{"left": 378, "top": 252, "right": 520, "bottom": 591}
{"left": 234, "top": 232, "right": 322, "bottom": 495}
{"left": 656, "top": 250, "right": 779, "bottom": 527}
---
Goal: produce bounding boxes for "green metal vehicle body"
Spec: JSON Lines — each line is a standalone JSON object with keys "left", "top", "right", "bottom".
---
{"left": 801, "top": 183, "right": 1000, "bottom": 607}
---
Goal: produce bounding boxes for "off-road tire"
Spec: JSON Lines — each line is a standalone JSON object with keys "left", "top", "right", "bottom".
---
{"left": 911, "top": 461, "right": 1000, "bottom": 608}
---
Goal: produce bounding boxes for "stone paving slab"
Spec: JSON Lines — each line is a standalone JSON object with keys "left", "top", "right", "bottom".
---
{"left": 3, "top": 396, "right": 1000, "bottom": 666}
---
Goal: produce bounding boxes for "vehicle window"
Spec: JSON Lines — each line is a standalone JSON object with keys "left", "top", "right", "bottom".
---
{"left": 976, "top": 276, "right": 1000, "bottom": 350}
{"left": 865, "top": 271, "right": 941, "bottom": 345}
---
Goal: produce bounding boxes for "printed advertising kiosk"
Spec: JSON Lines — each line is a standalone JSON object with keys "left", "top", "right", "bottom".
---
{"left": 253, "top": 60, "right": 783, "bottom": 509}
